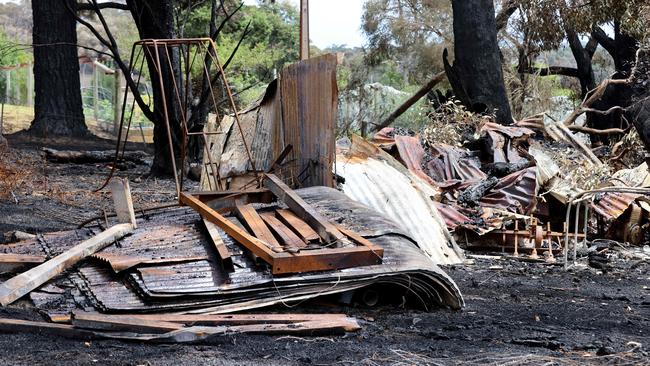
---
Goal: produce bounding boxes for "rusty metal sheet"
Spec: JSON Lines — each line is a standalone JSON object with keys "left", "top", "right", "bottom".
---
{"left": 591, "top": 192, "right": 640, "bottom": 220}
{"left": 424, "top": 143, "right": 486, "bottom": 183}
{"left": 394, "top": 135, "right": 439, "bottom": 186}
{"left": 91, "top": 209, "right": 210, "bottom": 273}
{"left": 278, "top": 54, "right": 337, "bottom": 188}
{"left": 199, "top": 55, "right": 338, "bottom": 189}
{"left": 479, "top": 122, "right": 535, "bottom": 163}
{"left": 480, "top": 167, "right": 538, "bottom": 214}
{"left": 61, "top": 192, "right": 462, "bottom": 312}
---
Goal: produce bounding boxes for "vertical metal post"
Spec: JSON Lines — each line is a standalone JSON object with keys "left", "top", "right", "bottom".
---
{"left": 4, "top": 70, "right": 10, "bottom": 104}
{"left": 26, "top": 63, "right": 33, "bottom": 107}
{"left": 299, "top": 0, "right": 309, "bottom": 60}
{"left": 113, "top": 69, "right": 122, "bottom": 136}
{"left": 93, "top": 59, "right": 99, "bottom": 122}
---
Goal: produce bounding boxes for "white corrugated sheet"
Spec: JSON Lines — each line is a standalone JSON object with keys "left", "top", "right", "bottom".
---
{"left": 336, "top": 137, "right": 465, "bottom": 265}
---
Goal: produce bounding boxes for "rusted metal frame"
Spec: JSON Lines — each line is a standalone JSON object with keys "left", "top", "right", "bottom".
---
{"left": 204, "top": 191, "right": 275, "bottom": 213}
{"left": 205, "top": 39, "right": 260, "bottom": 185}
{"left": 179, "top": 192, "right": 276, "bottom": 265}
{"left": 196, "top": 41, "right": 224, "bottom": 191}
{"left": 264, "top": 173, "right": 346, "bottom": 245}
{"left": 260, "top": 212, "right": 306, "bottom": 249}
{"left": 181, "top": 192, "right": 382, "bottom": 274}
{"left": 190, "top": 188, "right": 272, "bottom": 201}
{"left": 337, "top": 226, "right": 384, "bottom": 258}
{"left": 150, "top": 40, "right": 181, "bottom": 198}
{"left": 492, "top": 229, "right": 585, "bottom": 238}
{"left": 230, "top": 144, "right": 295, "bottom": 192}
{"left": 275, "top": 209, "right": 320, "bottom": 243}
{"left": 162, "top": 44, "right": 191, "bottom": 193}
{"left": 234, "top": 204, "right": 283, "bottom": 251}
{"left": 270, "top": 246, "right": 383, "bottom": 274}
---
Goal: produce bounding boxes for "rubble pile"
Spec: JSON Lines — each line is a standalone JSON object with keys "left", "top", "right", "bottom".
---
{"left": 367, "top": 111, "right": 650, "bottom": 261}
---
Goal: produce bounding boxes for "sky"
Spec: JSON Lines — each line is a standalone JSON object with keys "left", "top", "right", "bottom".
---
{"left": 244, "top": 0, "right": 367, "bottom": 49}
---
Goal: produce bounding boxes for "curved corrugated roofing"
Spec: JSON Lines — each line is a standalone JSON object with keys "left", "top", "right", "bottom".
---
{"left": 336, "top": 137, "right": 465, "bottom": 265}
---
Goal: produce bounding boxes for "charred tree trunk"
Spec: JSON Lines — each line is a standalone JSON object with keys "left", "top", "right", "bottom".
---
{"left": 126, "top": 0, "right": 184, "bottom": 177}
{"left": 444, "top": 0, "right": 512, "bottom": 124}
{"left": 29, "top": 0, "right": 88, "bottom": 137}
{"left": 593, "top": 22, "right": 639, "bottom": 77}
{"left": 566, "top": 28, "right": 596, "bottom": 98}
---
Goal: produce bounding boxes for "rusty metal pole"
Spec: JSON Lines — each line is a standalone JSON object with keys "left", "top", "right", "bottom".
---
{"left": 299, "top": 0, "right": 309, "bottom": 60}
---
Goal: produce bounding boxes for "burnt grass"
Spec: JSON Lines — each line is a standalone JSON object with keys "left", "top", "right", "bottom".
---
{"left": 0, "top": 135, "right": 648, "bottom": 365}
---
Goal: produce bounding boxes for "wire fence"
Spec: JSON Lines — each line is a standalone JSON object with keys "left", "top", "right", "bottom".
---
{"left": 0, "top": 59, "right": 153, "bottom": 142}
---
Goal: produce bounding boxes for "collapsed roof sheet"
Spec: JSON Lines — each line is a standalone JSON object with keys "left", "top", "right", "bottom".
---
{"left": 336, "top": 136, "right": 464, "bottom": 265}
{"left": 25, "top": 187, "right": 463, "bottom": 313}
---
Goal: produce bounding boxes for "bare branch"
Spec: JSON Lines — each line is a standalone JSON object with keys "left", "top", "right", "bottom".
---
{"left": 77, "top": 2, "right": 129, "bottom": 11}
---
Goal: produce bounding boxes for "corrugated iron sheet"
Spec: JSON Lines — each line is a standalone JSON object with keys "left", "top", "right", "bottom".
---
{"left": 394, "top": 135, "right": 439, "bottom": 186}
{"left": 591, "top": 192, "right": 639, "bottom": 220}
{"left": 278, "top": 54, "right": 337, "bottom": 187}
{"left": 480, "top": 167, "right": 538, "bottom": 214}
{"left": 336, "top": 136, "right": 464, "bottom": 265}
{"left": 425, "top": 143, "right": 486, "bottom": 183}
{"left": 200, "top": 54, "right": 338, "bottom": 189}
{"left": 76, "top": 192, "right": 461, "bottom": 312}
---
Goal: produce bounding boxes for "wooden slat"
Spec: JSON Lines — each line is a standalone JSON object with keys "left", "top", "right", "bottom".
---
{"left": 179, "top": 193, "right": 276, "bottom": 264}
{"left": 0, "top": 253, "right": 46, "bottom": 273}
{"left": 79, "top": 312, "right": 354, "bottom": 327}
{"left": 337, "top": 227, "right": 384, "bottom": 256}
{"left": 275, "top": 209, "right": 320, "bottom": 243}
{"left": 260, "top": 212, "right": 306, "bottom": 249}
{"left": 73, "top": 312, "right": 183, "bottom": 333}
{"left": 234, "top": 204, "right": 282, "bottom": 250}
{"left": 202, "top": 218, "right": 234, "bottom": 271}
{"left": 108, "top": 178, "right": 137, "bottom": 228}
{"left": 0, "top": 223, "right": 133, "bottom": 306}
{"left": 264, "top": 174, "right": 345, "bottom": 244}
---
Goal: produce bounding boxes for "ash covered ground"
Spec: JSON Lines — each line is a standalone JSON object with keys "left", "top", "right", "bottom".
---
{"left": 0, "top": 134, "right": 648, "bottom": 365}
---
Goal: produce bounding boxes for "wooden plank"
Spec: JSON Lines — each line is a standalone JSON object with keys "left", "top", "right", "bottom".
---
{"left": 0, "top": 223, "right": 133, "bottom": 306}
{"left": 271, "top": 246, "right": 382, "bottom": 274}
{"left": 202, "top": 218, "right": 234, "bottom": 272}
{"left": 337, "top": 226, "right": 384, "bottom": 256}
{"left": 264, "top": 174, "right": 345, "bottom": 244}
{"left": 180, "top": 193, "right": 276, "bottom": 265}
{"left": 72, "top": 312, "right": 183, "bottom": 333}
{"left": 260, "top": 212, "right": 306, "bottom": 249}
{"left": 234, "top": 204, "right": 282, "bottom": 250}
{"left": 0, "top": 253, "right": 46, "bottom": 273}
{"left": 108, "top": 178, "right": 137, "bottom": 228}
{"left": 0, "top": 317, "right": 97, "bottom": 339}
{"left": 275, "top": 209, "right": 320, "bottom": 243}
{"left": 115, "top": 313, "right": 353, "bottom": 325}
{"left": 73, "top": 312, "right": 360, "bottom": 334}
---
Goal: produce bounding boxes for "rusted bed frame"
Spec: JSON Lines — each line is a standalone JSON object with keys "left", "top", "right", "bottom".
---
{"left": 124, "top": 39, "right": 383, "bottom": 275}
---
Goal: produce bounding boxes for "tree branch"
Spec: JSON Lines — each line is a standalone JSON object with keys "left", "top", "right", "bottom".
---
{"left": 518, "top": 65, "right": 579, "bottom": 78}
{"left": 77, "top": 2, "right": 129, "bottom": 11}
{"left": 592, "top": 26, "right": 616, "bottom": 57}
{"left": 495, "top": 0, "right": 518, "bottom": 32}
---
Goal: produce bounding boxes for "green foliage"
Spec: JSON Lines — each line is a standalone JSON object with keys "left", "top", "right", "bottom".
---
{"left": 362, "top": 0, "right": 450, "bottom": 85}
{"left": 183, "top": 0, "right": 300, "bottom": 106}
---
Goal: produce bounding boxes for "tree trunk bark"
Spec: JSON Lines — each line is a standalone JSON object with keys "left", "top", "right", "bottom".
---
{"left": 445, "top": 0, "right": 513, "bottom": 124}
{"left": 29, "top": 0, "right": 88, "bottom": 137}
{"left": 126, "top": 0, "right": 184, "bottom": 177}
{"left": 566, "top": 27, "right": 596, "bottom": 98}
